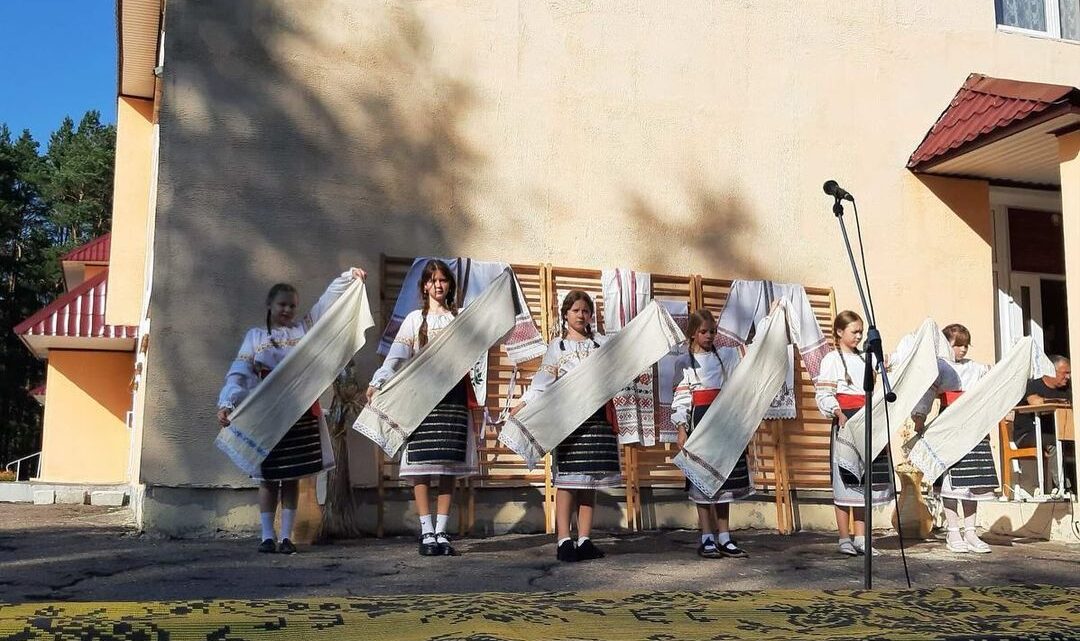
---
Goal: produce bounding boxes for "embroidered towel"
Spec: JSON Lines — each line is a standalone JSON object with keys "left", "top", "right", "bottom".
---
{"left": 216, "top": 279, "right": 374, "bottom": 477}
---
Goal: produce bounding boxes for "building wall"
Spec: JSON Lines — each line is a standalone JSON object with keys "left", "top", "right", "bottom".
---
{"left": 107, "top": 96, "right": 155, "bottom": 327}
{"left": 38, "top": 350, "right": 135, "bottom": 484}
{"left": 142, "top": 1, "right": 1080, "bottom": 510}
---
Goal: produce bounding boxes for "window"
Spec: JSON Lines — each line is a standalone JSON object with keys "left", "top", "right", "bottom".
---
{"left": 996, "top": 0, "right": 1080, "bottom": 41}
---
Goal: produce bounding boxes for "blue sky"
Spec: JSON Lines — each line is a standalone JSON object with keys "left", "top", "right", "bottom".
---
{"left": 0, "top": 1, "right": 117, "bottom": 145}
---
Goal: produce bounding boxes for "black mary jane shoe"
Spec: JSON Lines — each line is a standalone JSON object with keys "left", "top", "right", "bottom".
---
{"left": 718, "top": 540, "right": 748, "bottom": 558}
{"left": 575, "top": 538, "right": 605, "bottom": 561}
{"left": 556, "top": 539, "right": 579, "bottom": 562}
{"left": 278, "top": 538, "right": 297, "bottom": 555}
{"left": 258, "top": 538, "right": 277, "bottom": 554}
{"left": 697, "top": 540, "right": 723, "bottom": 559}
{"left": 418, "top": 534, "right": 440, "bottom": 556}
{"left": 435, "top": 532, "right": 458, "bottom": 556}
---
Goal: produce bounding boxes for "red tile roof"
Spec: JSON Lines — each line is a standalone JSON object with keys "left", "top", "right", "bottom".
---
{"left": 14, "top": 269, "right": 137, "bottom": 340}
{"left": 908, "top": 74, "right": 1080, "bottom": 168}
{"left": 61, "top": 233, "right": 111, "bottom": 263}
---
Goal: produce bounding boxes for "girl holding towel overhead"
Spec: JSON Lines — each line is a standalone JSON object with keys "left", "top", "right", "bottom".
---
{"left": 513, "top": 290, "right": 622, "bottom": 563}
{"left": 217, "top": 266, "right": 366, "bottom": 555}
{"left": 366, "top": 259, "right": 475, "bottom": 557}
{"left": 916, "top": 323, "right": 995, "bottom": 554}
{"left": 672, "top": 309, "right": 750, "bottom": 559}
{"left": 815, "top": 310, "right": 891, "bottom": 557}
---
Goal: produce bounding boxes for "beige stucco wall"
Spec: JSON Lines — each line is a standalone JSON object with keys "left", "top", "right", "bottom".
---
{"left": 141, "top": 1, "right": 1080, "bottom": 526}
{"left": 106, "top": 96, "right": 155, "bottom": 327}
{"left": 38, "top": 350, "right": 135, "bottom": 484}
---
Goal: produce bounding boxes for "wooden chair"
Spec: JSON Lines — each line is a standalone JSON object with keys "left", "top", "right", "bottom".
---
{"left": 998, "top": 413, "right": 1039, "bottom": 498}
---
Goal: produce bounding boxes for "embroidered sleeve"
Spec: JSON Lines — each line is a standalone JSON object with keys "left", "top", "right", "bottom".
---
{"left": 302, "top": 270, "right": 357, "bottom": 330}
{"left": 369, "top": 312, "right": 418, "bottom": 390}
{"left": 520, "top": 342, "right": 560, "bottom": 406}
{"left": 814, "top": 352, "right": 841, "bottom": 419}
{"left": 218, "top": 330, "right": 260, "bottom": 410}
{"left": 670, "top": 356, "right": 694, "bottom": 430}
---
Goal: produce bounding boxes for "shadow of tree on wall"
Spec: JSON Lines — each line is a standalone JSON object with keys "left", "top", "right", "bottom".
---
{"left": 623, "top": 184, "right": 765, "bottom": 279}
{"left": 144, "top": 2, "right": 483, "bottom": 500}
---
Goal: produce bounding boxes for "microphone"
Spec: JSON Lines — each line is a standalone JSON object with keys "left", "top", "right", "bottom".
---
{"left": 823, "top": 180, "right": 854, "bottom": 202}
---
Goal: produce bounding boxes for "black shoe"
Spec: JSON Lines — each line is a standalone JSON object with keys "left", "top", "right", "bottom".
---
{"left": 258, "top": 538, "right": 277, "bottom": 554}
{"left": 697, "top": 540, "right": 723, "bottom": 559}
{"left": 278, "top": 538, "right": 297, "bottom": 555}
{"left": 418, "top": 533, "right": 440, "bottom": 556}
{"left": 556, "top": 539, "right": 579, "bottom": 562}
{"left": 718, "top": 540, "right": 748, "bottom": 558}
{"left": 575, "top": 538, "right": 605, "bottom": 561}
{"left": 435, "top": 532, "right": 458, "bottom": 556}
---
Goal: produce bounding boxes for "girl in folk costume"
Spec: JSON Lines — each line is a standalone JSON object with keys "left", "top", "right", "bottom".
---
{"left": 514, "top": 290, "right": 622, "bottom": 563}
{"left": 672, "top": 309, "right": 750, "bottom": 559}
{"left": 217, "top": 267, "right": 366, "bottom": 554}
{"left": 365, "top": 259, "right": 474, "bottom": 557}
{"left": 815, "top": 310, "right": 892, "bottom": 557}
{"left": 916, "top": 323, "right": 995, "bottom": 554}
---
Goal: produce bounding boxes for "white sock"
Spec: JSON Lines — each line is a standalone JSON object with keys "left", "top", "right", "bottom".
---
{"left": 260, "top": 512, "right": 275, "bottom": 541}
{"left": 419, "top": 515, "right": 435, "bottom": 536}
{"left": 280, "top": 508, "right": 296, "bottom": 542}
{"left": 838, "top": 537, "right": 850, "bottom": 546}
{"left": 435, "top": 513, "right": 450, "bottom": 534}
{"left": 853, "top": 535, "right": 866, "bottom": 548}
{"left": 557, "top": 537, "right": 572, "bottom": 547}
{"left": 577, "top": 536, "right": 590, "bottom": 545}
{"left": 700, "top": 533, "right": 715, "bottom": 545}
{"left": 717, "top": 532, "right": 732, "bottom": 545}
{"left": 962, "top": 502, "right": 978, "bottom": 532}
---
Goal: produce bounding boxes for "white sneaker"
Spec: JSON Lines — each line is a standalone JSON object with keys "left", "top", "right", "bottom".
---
{"left": 964, "top": 533, "right": 992, "bottom": 554}
{"left": 838, "top": 540, "right": 859, "bottom": 556}
{"left": 946, "top": 539, "right": 970, "bottom": 553}
{"left": 853, "top": 541, "right": 881, "bottom": 556}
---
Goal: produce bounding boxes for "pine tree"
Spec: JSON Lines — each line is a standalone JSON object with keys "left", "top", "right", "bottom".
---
{"left": 0, "top": 111, "right": 116, "bottom": 471}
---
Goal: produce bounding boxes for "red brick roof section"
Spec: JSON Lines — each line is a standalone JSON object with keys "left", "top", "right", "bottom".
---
{"left": 60, "top": 233, "right": 111, "bottom": 263}
{"left": 13, "top": 269, "right": 136, "bottom": 339}
{"left": 907, "top": 74, "right": 1079, "bottom": 169}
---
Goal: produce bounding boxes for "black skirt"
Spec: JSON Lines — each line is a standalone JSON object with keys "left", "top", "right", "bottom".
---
{"left": 833, "top": 407, "right": 892, "bottom": 487}
{"left": 685, "top": 404, "right": 751, "bottom": 493}
{"left": 939, "top": 437, "right": 998, "bottom": 489}
{"left": 260, "top": 412, "right": 324, "bottom": 481}
{"left": 405, "top": 381, "right": 471, "bottom": 464}
{"left": 554, "top": 407, "right": 621, "bottom": 476}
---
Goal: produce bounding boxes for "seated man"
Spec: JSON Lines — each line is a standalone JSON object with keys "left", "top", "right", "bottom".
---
{"left": 1013, "top": 355, "right": 1073, "bottom": 496}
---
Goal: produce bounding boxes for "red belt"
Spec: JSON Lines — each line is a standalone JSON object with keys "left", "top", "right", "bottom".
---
{"left": 939, "top": 390, "right": 963, "bottom": 407}
{"left": 836, "top": 393, "right": 866, "bottom": 410}
{"left": 692, "top": 389, "right": 720, "bottom": 407}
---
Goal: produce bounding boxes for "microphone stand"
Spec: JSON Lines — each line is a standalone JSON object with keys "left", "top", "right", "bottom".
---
{"left": 831, "top": 196, "right": 896, "bottom": 590}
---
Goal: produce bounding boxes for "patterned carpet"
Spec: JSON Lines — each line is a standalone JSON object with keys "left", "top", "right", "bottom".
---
{"left": 1, "top": 586, "right": 1077, "bottom": 641}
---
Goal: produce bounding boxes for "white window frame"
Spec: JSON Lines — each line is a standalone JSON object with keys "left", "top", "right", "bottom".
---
{"left": 996, "top": 0, "right": 1080, "bottom": 42}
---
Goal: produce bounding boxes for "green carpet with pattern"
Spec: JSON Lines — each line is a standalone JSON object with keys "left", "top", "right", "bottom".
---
{"left": 1, "top": 586, "right": 1078, "bottom": 640}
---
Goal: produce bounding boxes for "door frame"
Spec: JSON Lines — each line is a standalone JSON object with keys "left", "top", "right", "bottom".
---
{"left": 990, "top": 187, "right": 1063, "bottom": 358}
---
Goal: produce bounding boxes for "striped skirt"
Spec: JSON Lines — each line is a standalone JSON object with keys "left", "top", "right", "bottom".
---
{"left": 553, "top": 407, "right": 622, "bottom": 488}
{"left": 686, "top": 404, "right": 752, "bottom": 504}
{"left": 260, "top": 412, "right": 324, "bottom": 481}
{"left": 403, "top": 381, "right": 470, "bottom": 465}
{"left": 938, "top": 437, "right": 998, "bottom": 500}
{"left": 830, "top": 408, "right": 894, "bottom": 507}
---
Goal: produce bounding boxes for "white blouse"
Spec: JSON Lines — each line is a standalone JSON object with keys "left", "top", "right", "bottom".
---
{"left": 670, "top": 348, "right": 742, "bottom": 429}
{"left": 368, "top": 309, "right": 457, "bottom": 389}
{"left": 217, "top": 271, "right": 357, "bottom": 410}
{"left": 520, "top": 335, "right": 609, "bottom": 405}
{"left": 950, "top": 358, "right": 990, "bottom": 391}
{"left": 814, "top": 350, "right": 867, "bottom": 418}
